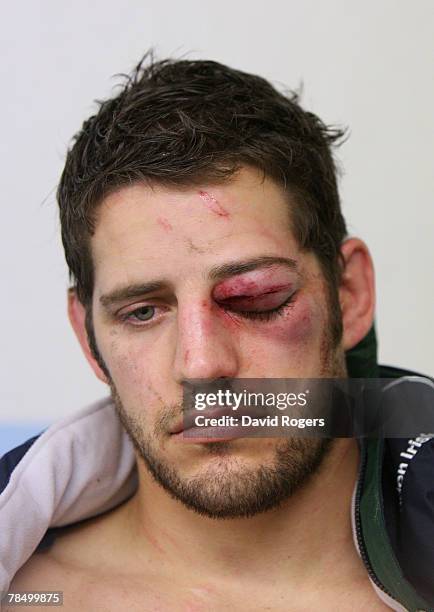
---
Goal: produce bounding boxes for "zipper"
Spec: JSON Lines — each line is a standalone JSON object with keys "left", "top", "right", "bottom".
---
{"left": 354, "top": 439, "right": 396, "bottom": 600}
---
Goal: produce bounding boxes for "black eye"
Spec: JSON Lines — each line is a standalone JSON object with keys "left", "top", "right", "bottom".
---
{"left": 131, "top": 306, "right": 155, "bottom": 321}
{"left": 215, "top": 288, "right": 296, "bottom": 315}
{"left": 218, "top": 291, "right": 297, "bottom": 322}
{"left": 238, "top": 293, "right": 296, "bottom": 321}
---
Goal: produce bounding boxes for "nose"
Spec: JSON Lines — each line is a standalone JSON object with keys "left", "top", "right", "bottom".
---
{"left": 173, "top": 298, "right": 240, "bottom": 384}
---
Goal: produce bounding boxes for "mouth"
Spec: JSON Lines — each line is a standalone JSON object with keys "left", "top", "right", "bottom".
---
{"left": 169, "top": 405, "right": 266, "bottom": 442}
{"left": 169, "top": 406, "right": 238, "bottom": 435}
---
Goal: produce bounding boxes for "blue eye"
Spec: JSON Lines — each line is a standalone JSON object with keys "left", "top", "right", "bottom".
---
{"left": 128, "top": 305, "right": 155, "bottom": 322}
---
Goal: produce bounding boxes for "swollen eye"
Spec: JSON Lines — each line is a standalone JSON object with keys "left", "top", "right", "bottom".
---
{"left": 215, "top": 288, "right": 294, "bottom": 312}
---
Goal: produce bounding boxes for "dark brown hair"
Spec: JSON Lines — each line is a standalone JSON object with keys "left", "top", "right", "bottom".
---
{"left": 57, "top": 51, "right": 347, "bottom": 357}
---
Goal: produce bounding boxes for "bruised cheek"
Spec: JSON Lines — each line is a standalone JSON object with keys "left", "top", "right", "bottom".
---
{"left": 211, "top": 273, "right": 320, "bottom": 347}
{"left": 261, "top": 297, "right": 318, "bottom": 346}
{"left": 220, "top": 290, "right": 319, "bottom": 349}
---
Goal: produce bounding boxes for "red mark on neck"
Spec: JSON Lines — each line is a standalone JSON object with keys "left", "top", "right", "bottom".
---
{"left": 198, "top": 190, "right": 230, "bottom": 219}
{"left": 157, "top": 217, "right": 173, "bottom": 231}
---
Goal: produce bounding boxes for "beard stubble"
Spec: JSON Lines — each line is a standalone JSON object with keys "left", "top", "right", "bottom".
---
{"left": 87, "top": 271, "right": 347, "bottom": 519}
{"left": 108, "top": 322, "right": 346, "bottom": 520}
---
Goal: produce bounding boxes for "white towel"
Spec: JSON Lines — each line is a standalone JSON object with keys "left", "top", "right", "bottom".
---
{"left": 0, "top": 397, "right": 137, "bottom": 596}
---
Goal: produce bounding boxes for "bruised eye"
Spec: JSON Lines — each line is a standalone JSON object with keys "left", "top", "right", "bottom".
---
{"left": 216, "top": 287, "right": 294, "bottom": 311}
{"left": 215, "top": 288, "right": 297, "bottom": 321}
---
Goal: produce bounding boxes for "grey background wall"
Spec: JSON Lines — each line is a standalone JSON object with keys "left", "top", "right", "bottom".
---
{"left": 1, "top": 0, "right": 433, "bottom": 423}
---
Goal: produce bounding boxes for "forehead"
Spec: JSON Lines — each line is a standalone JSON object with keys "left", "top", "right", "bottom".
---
{"left": 90, "top": 166, "right": 304, "bottom": 291}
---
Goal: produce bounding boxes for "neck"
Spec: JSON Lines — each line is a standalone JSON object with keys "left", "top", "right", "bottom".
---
{"left": 119, "top": 438, "right": 361, "bottom": 583}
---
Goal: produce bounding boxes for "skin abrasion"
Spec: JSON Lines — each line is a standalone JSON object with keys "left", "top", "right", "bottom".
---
{"left": 191, "top": 297, "right": 244, "bottom": 333}
{"left": 212, "top": 278, "right": 295, "bottom": 303}
{"left": 157, "top": 217, "right": 173, "bottom": 232}
{"left": 209, "top": 266, "right": 329, "bottom": 370}
{"left": 8, "top": 49, "right": 390, "bottom": 611}
{"left": 198, "top": 190, "right": 230, "bottom": 218}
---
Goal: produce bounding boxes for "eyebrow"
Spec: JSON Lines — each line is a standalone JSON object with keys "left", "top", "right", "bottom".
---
{"left": 208, "top": 256, "right": 298, "bottom": 281}
{"left": 99, "top": 281, "right": 166, "bottom": 310}
{"left": 99, "top": 256, "right": 298, "bottom": 310}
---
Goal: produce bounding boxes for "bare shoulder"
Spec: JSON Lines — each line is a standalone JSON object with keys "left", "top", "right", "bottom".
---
{"left": 6, "top": 523, "right": 173, "bottom": 612}
{"left": 6, "top": 546, "right": 85, "bottom": 612}
{"left": 6, "top": 510, "right": 128, "bottom": 611}
{"left": 10, "top": 520, "right": 94, "bottom": 584}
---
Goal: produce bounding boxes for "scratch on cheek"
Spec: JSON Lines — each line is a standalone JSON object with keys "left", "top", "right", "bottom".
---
{"left": 157, "top": 217, "right": 173, "bottom": 231}
{"left": 184, "top": 349, "right": 190, "bottom": 363}
{"left": 198, "top": 190, "right": 230, "bottom": 219}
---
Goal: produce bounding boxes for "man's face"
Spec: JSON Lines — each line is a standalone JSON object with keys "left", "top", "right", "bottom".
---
{"left": 88, "top": 165, "right": 346, "bottom": 518}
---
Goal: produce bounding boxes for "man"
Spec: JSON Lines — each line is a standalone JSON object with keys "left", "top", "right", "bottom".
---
{"left": 1, "top": 53, "right": 433, "bottom": 611}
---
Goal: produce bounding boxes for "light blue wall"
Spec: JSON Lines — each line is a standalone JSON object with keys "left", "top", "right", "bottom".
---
{"left": 0, "top": 424, "right": 50, "bottom": 458}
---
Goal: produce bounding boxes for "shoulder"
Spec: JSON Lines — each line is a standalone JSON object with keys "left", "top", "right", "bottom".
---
{"left": 6, "top": 520, "right": 162, "bottom": 612}
{"left": 6, "top": 500, "right": 146, "bottom": 611}
{"left": 7, "top": 512, "right": 109, "bottom": 604}
{"left": 7, "top": 523, "right": 121, "bottom": 612}
{"left": 6, "top": 546, "right": 85, "bottom": 612}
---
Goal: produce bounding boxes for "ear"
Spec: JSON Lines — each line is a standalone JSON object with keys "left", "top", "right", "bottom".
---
{"left": 67, "top": 288, "right": 109, "bottom": 385}
{"left": 338, "top": 238, "right": 376, "bottom": 351}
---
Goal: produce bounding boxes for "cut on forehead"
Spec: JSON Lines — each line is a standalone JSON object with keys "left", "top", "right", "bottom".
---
{"left": 58, "top": 54, "right": 346, "bottom": 310}
{"left": 92, "top": 161, "right": 254, "bottom": 218}
{"left": 91, "top": 165, "right": 295, "bottom": 245}
{"left": 89, "top": 167, "right": 320, "bottom": 317}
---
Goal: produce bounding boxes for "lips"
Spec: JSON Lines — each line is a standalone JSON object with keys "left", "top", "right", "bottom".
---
{"left": 169, "top": 404, "right": 267, "bottom": 435}
{"left": 170, "top": 407, "right": 237, "bottom": 435}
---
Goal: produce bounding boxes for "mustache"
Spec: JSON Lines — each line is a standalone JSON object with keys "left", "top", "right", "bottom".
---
{"left": 109, "top": 379, "right": 238, "bottom": 435}
{"left": 154, "top": 403, "right": 186, "bottom": 435}
{"left": 109, "top": 383, "right": 187, "bottom": 436}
